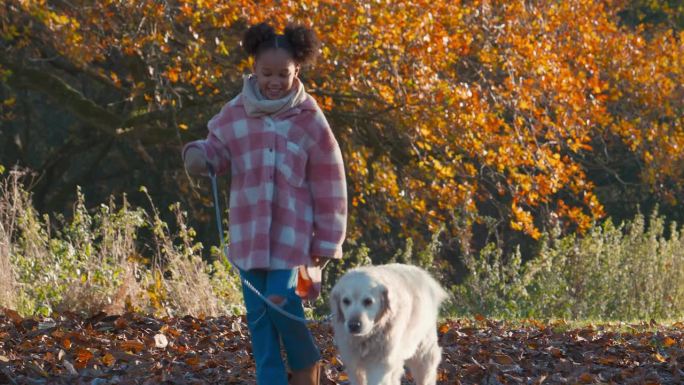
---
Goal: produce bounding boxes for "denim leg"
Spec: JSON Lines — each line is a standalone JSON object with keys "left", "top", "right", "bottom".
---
{"left": 264, "top": 269, "right": 322, "bottom": 371}
{"left": 240, "top": 269, "right": 288, "bottom": 385}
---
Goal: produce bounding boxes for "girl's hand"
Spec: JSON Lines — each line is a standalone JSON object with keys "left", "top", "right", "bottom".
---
{"left": 311, "top": 256, "right": 329, "bottom": 268}
{"left": 183, "top": 147, "right": 208, "bottom": 175}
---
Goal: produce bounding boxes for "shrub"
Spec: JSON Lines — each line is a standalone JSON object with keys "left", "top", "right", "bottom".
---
{"left": 1, "top": 170, "right": 243, "bottom": 317}
{"left": 453, "top": 211, "right": 684, "bottom": 320}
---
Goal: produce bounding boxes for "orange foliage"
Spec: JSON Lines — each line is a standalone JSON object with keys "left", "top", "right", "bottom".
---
{"left": 1, "top": 0, "right": 682, "bottom": 244}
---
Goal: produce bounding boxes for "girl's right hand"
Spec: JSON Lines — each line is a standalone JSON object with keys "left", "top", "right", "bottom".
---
{"left": 183, "top": 147, "right": 208, "bottom": 175}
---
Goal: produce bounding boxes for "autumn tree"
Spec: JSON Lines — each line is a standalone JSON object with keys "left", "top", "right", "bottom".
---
{"left": 1, "top": 0, "right": 682, "bottom": 265}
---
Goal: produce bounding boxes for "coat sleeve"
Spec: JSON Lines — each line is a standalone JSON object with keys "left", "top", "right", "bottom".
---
{"left": 182, "top": 105, "right": 232, "bottom": 176}
{"left": 307, "top": 110, "right": 347, "bottom": 259}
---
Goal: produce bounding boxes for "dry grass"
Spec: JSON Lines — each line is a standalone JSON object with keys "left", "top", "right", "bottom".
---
{"left": 1, "top": 169, "right": 243, "bottom": 317}
{"left": 0, "top": 169, "right": 21, "bottom": 310}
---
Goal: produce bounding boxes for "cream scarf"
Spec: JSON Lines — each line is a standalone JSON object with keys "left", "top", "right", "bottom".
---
{"left": 242, "top": 74, "right": 307, "bottom": 117}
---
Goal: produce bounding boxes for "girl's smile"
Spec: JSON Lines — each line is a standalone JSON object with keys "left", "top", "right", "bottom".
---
{"left": 253, "top": 48, "right": 300, "bottom": 100}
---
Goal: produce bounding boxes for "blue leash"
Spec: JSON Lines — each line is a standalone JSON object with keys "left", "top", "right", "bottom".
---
{"left": 206, "top": 163, "right": 327, "bottom": 324}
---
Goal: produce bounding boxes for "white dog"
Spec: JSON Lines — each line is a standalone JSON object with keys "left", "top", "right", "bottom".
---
{"left": 330, "top": 263, "right": 448, "bottom": 385}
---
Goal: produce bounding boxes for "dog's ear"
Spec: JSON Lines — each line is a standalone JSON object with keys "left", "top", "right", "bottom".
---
{"left": 330, "top": 291, "right": 345, "bottom": 323}
{"left": 375, "top": 285, "right": 391, "bottom": 324}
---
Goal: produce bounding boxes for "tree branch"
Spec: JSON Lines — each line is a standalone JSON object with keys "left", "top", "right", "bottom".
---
{"left": 1, "top": 57, "right": 122, "bottom": 134}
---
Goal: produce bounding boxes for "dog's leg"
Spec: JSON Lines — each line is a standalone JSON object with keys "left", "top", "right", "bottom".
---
{"left": 390, "top": 367, "right": 404, "bottom": 384}
{"left": 338, "top": 352, "right": 364, "bottom": 385}
{"left": 349, "top": 366, "right": 365, "bottom": 385}
{"left": 365, "top": 363, "right": 399, "bottom": 385}
{"left": 406, "top": 336, "right": 442, "bottom": 385}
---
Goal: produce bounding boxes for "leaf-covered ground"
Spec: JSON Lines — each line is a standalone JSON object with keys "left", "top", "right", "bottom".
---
{"left": 1, "top": 309, "right": 683, "bottom": 384}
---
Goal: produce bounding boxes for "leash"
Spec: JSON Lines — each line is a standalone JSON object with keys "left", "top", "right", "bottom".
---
{"left": 206, "top": 163, "right": 329, "bottom": 325}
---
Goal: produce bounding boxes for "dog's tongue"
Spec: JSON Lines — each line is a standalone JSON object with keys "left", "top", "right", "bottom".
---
{"left": 296, "top": 265, "right": 322, "bottom": 301}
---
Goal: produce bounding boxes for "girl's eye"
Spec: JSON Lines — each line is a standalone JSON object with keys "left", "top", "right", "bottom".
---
{"left": 342, "top": 298, "right": 351, "bottom": 306}
{"left": 362, "top": 298, "right": 373, "bottom": 307}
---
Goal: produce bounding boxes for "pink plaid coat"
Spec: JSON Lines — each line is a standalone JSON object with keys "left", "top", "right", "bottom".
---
{"left": 183, "top": 93, "right": 347, "bottom": 271}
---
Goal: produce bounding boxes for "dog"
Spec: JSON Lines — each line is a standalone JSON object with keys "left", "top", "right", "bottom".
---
{"left": 330, "top": 263, "right": 448, "bottom": 385}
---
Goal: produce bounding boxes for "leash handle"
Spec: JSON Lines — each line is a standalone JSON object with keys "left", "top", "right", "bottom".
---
{"left": 207, "top": 163, "right": 228, "bottom": 257}
{"left": 206, "top": 162, "right": 327, "bottom": 324}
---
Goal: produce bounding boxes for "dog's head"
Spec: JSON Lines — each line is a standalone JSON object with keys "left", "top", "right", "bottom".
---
{"left": 330, "top": 271, "right": 390, "bottom": 337}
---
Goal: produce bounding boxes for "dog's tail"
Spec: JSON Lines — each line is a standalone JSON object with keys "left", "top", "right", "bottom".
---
{"left": 416, "top": 267, "right": 449, "bottom": 307}
{"left": 427, "top": 274, "right": 450, "bottom": 307}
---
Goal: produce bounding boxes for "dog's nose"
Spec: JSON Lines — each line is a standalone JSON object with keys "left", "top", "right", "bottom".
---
{"left": 347, "top": 320, "right": 362, "bottom": 334}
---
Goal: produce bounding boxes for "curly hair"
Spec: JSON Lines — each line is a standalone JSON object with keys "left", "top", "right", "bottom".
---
{"left": 242, "top": 22, "right": 321, "bottom": 65}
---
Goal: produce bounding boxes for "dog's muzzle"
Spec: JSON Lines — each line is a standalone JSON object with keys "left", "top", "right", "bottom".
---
{"left": 347, "top": 319, "right": 362, "bottom": 334}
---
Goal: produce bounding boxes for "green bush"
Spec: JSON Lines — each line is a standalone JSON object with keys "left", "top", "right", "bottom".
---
{"left": 11, "top": 187, "right": 146, "bottom": 316}
{"left": 452, "top": 243, "right": 529, "bottom": 318}
{"left": 453, "top": 211, "right": 684, "bottom": 320}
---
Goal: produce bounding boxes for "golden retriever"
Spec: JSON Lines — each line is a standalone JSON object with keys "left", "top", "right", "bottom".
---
{"left": 330, "top": 263, "right": 448, "bottom": 385}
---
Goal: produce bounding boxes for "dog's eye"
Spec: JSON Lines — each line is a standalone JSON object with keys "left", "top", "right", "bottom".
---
{"left": 362, "top": 298, "right": 374, "bottom": 307}
{"left": 342, "top": 298, "right": 351, "bottom": 306}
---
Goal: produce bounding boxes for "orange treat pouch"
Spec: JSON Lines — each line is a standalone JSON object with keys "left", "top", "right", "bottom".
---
{"left": 296, "top": 265, "right": 322, "bottom": 301}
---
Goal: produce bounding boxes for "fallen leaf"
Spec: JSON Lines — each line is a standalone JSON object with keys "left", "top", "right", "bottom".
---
{"left": 663, "top": 337, "right": 676, "bottom": 347}
{"left": 114, "top": 317, "right": 128, "bottom": 330}
{"left": 439, "top": 323, "right": 450, "bottom": 334}
{"left": 154, "top": 333, "right": 168, "bottom": 349}
{"left": 549, "top": 347, "right": 563, "bottom": 358}
{"left": 51, "top": 330, "right": 65, "bottom": 339}
{"left": 101, "top": 352, "right": 115, "bottom": 366}
{"left": 75, "top": 348, "right": 93, "bottom": 364}
{"left": 120, "top": 339, "right": 145, "bottom": 353}
{"left": 598, "top": 355, "right": 619, "bottom": 365}
{"left": 3, "top": 308, "right": 22, "bottom": 324}
{"left": 493, "top": 353, "right": 515, "bottom": 365}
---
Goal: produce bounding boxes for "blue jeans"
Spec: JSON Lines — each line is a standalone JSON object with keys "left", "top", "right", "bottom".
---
{"left": 240, "top": 268, "right": 321, "bottom": 385}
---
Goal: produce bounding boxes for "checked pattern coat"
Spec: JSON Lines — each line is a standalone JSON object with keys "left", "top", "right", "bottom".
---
{"left": 183, "top": 92, "right": 347, "bottom": 271}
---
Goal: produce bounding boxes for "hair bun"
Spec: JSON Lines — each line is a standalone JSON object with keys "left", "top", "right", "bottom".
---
{"left": 242, "top": 23, "right": 276, "bottom": 56}
{"left": 284, "top": 24, "right": 321, "bottom": 65}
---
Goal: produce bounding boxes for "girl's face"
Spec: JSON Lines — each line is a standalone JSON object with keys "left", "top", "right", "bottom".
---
{"left": 253, "top": 48, "right": 299, "bottom": 100}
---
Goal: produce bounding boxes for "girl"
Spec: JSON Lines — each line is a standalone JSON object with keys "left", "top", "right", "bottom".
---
{"left": 182, "top": 23, "right": 347, "bottom": 385}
